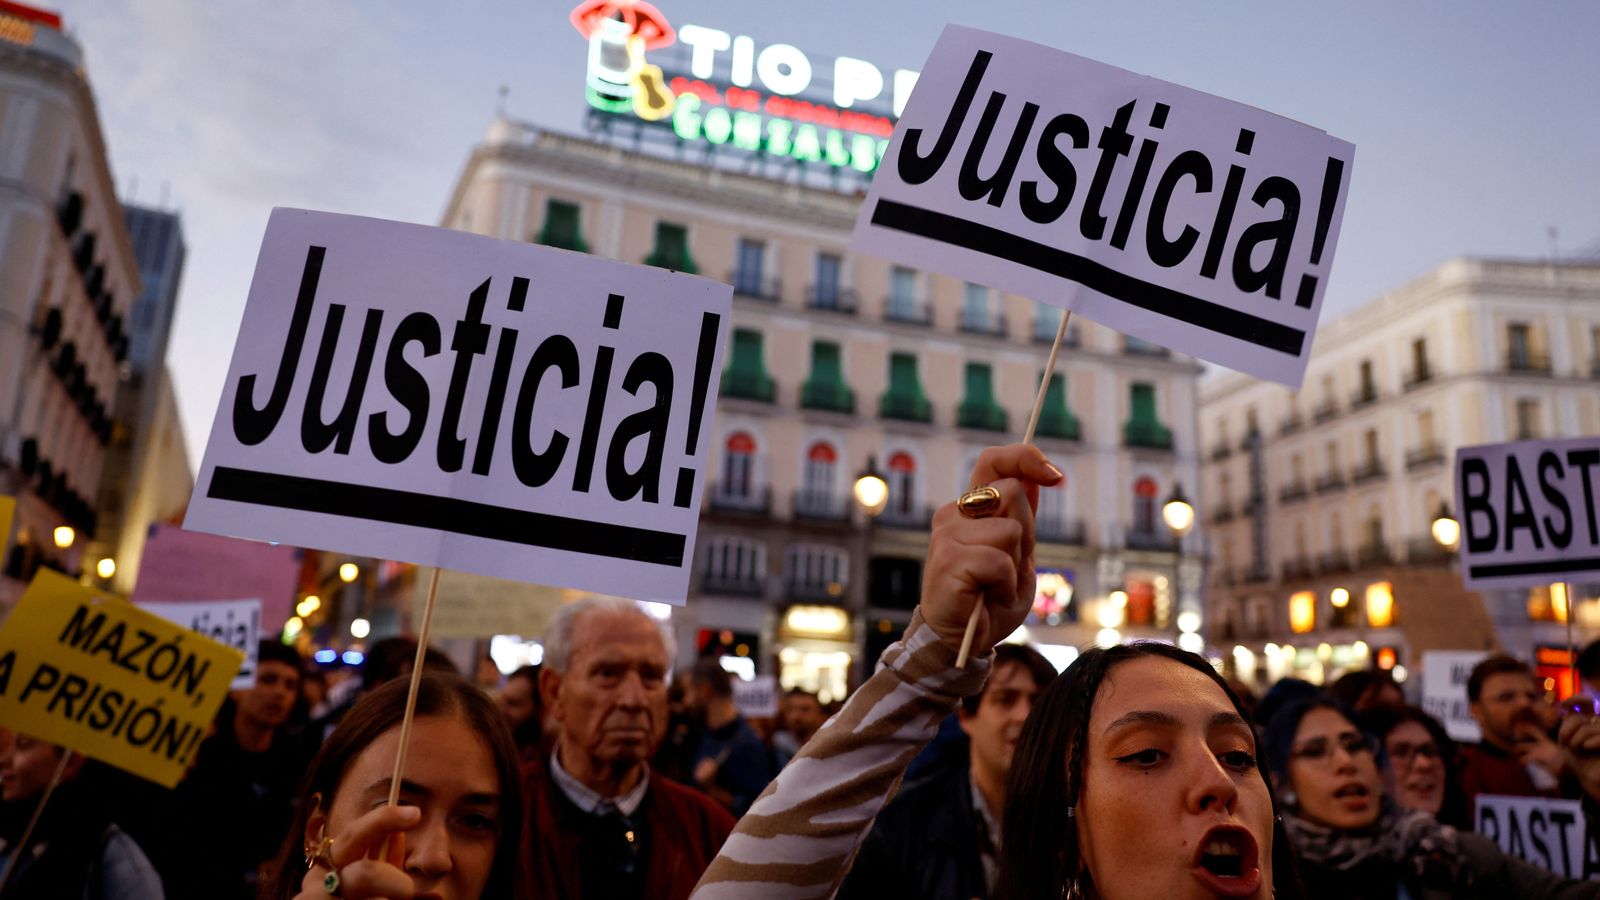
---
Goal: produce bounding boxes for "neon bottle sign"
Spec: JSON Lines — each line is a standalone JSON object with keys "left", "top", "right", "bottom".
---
{"left": 570, "top": 1, "right": 918, "bottom": 174}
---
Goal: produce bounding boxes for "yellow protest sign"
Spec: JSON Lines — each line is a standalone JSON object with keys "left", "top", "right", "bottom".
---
{"left": 0, "top": 570, "right": 243, "bottom": 787}
{"left": 0, "top": 495, "right": 14, "bottom": 553}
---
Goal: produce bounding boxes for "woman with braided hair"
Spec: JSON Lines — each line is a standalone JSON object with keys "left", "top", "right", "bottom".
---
{"left": 691, "top": 444, "right": 1295, "bottom": 900}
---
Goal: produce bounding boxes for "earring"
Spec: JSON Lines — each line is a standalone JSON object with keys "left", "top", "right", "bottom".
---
{"left": 1280, "top": 788, "right": 1297, "bottom": 808}
{"left": 303, "top": 824, "right": 327, "bottom": 868}
{"left": 1061, "top": 877, "right": 1083, "bottom": 900}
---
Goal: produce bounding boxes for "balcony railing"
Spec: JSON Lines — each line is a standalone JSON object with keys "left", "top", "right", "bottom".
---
{"left": 1591, "top": 357, "right": 1600, "bottom": 380}
{"left": 959, "top": 309, "right": 1008, "bottom": 337}
{"left": 1034, "top": 409, "right": 1081, "bottom": 442}
{"left": 1351, "top": 459, "right": 1388, "bottom": 485}
{"left": 700, "top": 571, "right": 765, "bottom": 597}
{"left": 1279, "top": 481, "right": 1309, "bottom": 504}
{"left": 1125, "top": 528, "right": 1178, "bottom": 552}
{"left": 1318, "top": 550, "right": 1352, "bottom": 573}
{"left": 1350, "top": 387, "right": 1379, "bottom": 410}
{"left": 1033, "top": 318, "right": 1080, "bottom": 345}
{"left": 1313, "top": 400, "right": 1340, "bottom": 423}
{"left": 728, "top": 271, "right": 782, "bottom": 303}
{"left": 806, "top": 285, "right": 859, "bottom": 315}
{"left": 1124, "top": 421, "right": 1175, "bottom": 451}
{"left": 957, "top": 402, "right": 1008, "bottom": 432}
{"left": 1037, "top": 515, "right": 1086, "bottom": 546}
{"left": 1402, "top": 366, "right": 1433, "bottom": 391}
{"left": 1406, "top": 537, "right": 1451, "bottom": 565}
{"left": 1281, "top": 556, "right": 1314, "bottom": 580}
{"left": 880, "top": 393, "right": 933, "bottom": 423}
{"left": 1405, "top": 444, "right": 1445, "bottom": 471}
{"left": 720, "top": 369, "right": 775, "bottom": 403}
{"left": 792, "top": 490, "right": 850, "bottom": 523}
{"left": 800, "top": 381, "right": 855, "bottom": 414}
{"left": 1505, "top": 352, "right": 1553, "bottom": 375}
{"left": 1314, "top": 471, "right": 1347, "bottom": 494}
{"left": 785, "top": 578, "right": 847, "bottom": 603}
{"left": 1210, "top": 443, "right": 1233, "bottom": 461}
{"left": 1211, "top": 503, "right": 1235, "bottom": 524}
{"left": 879, "top": 503, "right": 935, "bottom": 530}
{"left": 1356, "top": 541, "right": 1394, "bottom": 568}
{"left": 883, "top": 296, "right": 933, "bottom": 326}
{"left": 1280, "top": 413, "right": 1304, "bottom": 435}
{"left": 1123, "top": 337, "right": 1171, "bottom": 358}
{"left": 708, "top": 483, "right": 772, "bottom": 515}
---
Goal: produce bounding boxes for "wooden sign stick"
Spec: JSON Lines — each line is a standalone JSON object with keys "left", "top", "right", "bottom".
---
{"left": 387, "top": 567, "right": 444, "bottom": 809}
{"left": 955, "top": 308, "right": 1073, "bottom": 668}
{"left": 0, "top": 749, "right": 72, "bottom": 895}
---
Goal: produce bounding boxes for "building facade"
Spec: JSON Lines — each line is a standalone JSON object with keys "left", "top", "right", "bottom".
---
{"left": 442, "top": 119, "right": 1206, "bottom": 697}
{"left": 1201, "top": 257, "right": 1600, "bottom": 691}
{"left": 0, "top": 4, "right": 137, "bottom": 607}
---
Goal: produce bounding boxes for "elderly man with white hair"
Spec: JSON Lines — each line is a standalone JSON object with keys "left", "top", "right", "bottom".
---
{"left": 522, "top": 596, "right": 734, "bottom": 900}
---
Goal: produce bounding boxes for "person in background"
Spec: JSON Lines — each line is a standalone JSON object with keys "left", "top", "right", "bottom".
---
{"left": 498, "top": 665, "right": 544, "bottom": 762}
{"left": 300, "top": 667, "right": 330, "bottom": 721}
{"left": 526, "top": 597, "right": 733, "bottom": 900}
{"left": 1577, "top": 640, "right": 1600, "bottom": 698}
{"left": 475, "top": 653, "right": 503, "bottom": 690}
{"left": 838, "top": 643, "right": 1056, "bottom": 900}
{"left": 772, "top": 688, "right": 826, "bottom": 768}
{"left": 1460, "top": 654, "right": 1569, "bottom": 810}
{"left": 687, "top": 658, "right": 775, "bottom": 817}
{"left": 0, "top": 733, "right": 164, "bottom": 899}
{"left": 1264, "top": 697, "right": 1598, "bottom": 899}
{"left": 164, "top": 640, "right": 306, "bottom": 898}
{"left": 652, "top": 673, "right": 701, "bottom": 785}
{"left": 261, "top": 672, "right": 532, "bottom": 900}
{"left": 1364, "top": 704, "right": 1471, "bottom": 829}
{"left": 1328, "top": 669, "right": 1405, "bottom": 714}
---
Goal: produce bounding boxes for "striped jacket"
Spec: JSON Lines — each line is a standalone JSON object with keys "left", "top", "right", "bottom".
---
{"left": 692, "top": 609, "right": 993, "bottom": 899}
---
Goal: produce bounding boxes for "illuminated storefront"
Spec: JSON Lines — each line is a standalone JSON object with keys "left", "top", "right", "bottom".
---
{"left": 776, "top": 604, "right": 854, "bottom": 705}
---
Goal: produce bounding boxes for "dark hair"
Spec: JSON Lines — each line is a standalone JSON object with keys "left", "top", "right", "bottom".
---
{"left": 1467, "top": 655, "right": 1531, "bottom": 703}
{"left": 996, "top": 642, "right": 1305, "bottom": 900}
{"left": 362, "top": 637, "right": 461, "bottom": 691}
{"left": 1328, "top": 669, "right": 1401, "bottom": 712}
{"left": 262, "top": 673, "right": 531, "bottom": 900}
{"left": 691, "top": 657, "right": 734, "bottom": 699}
{"left": 1362, "top": 704, "right": 1470, "bottom": 829}
{"left": 1262, "top": 696, "right": 1371, "bottom": 783}
{"left": 961, "top": 643, "right": 1056, "bottom": 715}
{"left": 1578, "top": 640, "right": 1600, "bottom": 683}
{"left": 507, "top": 664, "right": 540, "bottom": 688}
{"left": 257, "top": 639, "right": 304, "bottom": 672}
{"left": 1255, "top": 677, "right": 1321, "bottom": 728}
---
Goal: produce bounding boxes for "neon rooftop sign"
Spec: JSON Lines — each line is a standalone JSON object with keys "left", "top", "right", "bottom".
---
{"left": 570, "top": 0, "right": 918, "bottom": 173}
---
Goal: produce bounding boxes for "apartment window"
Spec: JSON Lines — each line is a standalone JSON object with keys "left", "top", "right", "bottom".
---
{"left": 887, "top": 451, "right": 917, "bottom": 517}
{"left": 1358, "top": 360, "right": 1375, "bottom": 401}
{"left": 536, "top": 199, "right": 586, "bottom": 252}
{"left": 801, "top": 441, "right": 837, "bottom": 505}
{"left": 1417, "top": 410, "right": 1436, "bottom": 448}
{"left": 1325, "top": 441, "right": 1340, "bottom": 471}
{"left": 703, "top": 536, "right": 765, "bottom": 590}
{"left": 1037, "top": 484, "right": 1067, "bottom": 529}
{"left": 800, "top": 340, "right": 853, "bottom": 413}
{"left": 734, "top": 239, "right": 765, "bottom": 296}
{"left": 785, "top": 544, "right": 848, "bottom": 594}
{"left": 1515, "top": 399, "right": 1541, "bottom": 440}
{"left": 1124, "top": 383, "right": 1173, "bottom": 449}
{"left": 1133, "top": 476, "right": 1159, "bottom": 535}
{"left": 880, "top": 352, "right": 932, "bottom": 422}
{"left": 1363, "top": 429, "right": 1380, "bottom": 465}
{"left": 1291, "top": 454, "right": 1303, "bottom": 482}
{"left": 1034, "top": 302, "right": 1063, "bottom": 341}
{"left": 957, "top": 362, "right": 1007, "bottom": 431}
{"left": 813, "top": 253, "right": 842, "bottom": 307}
{"left": 1508, "top": 323, "right": 1532, "bottom": 368}
{"left": 1245, "top": 408, "right": 1260, "bottom": 440}
{"left": 646, "top": 221, "right": 696, "bottom": 273}
{"left": 721, "top": 328, "right": 775, "bottom": 402}
{"left": 1411, "top": 338, "right": 1430, "bottom": 380}
{"left": 888, "top": 266, "right": 919, "bottom": 320}
{"left": 722, "top": 432, "right": 757, "bottom": 498}
{"left": 1219, "top": 472, "right": 1232, "bottom": 506}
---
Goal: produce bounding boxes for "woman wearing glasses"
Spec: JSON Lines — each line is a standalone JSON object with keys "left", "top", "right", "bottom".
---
{"left": 1263, "top": 698, "right": 1599, "bottom": 899}
{"left": 1364, "top": 705, "right": 1470, "bottom": 829}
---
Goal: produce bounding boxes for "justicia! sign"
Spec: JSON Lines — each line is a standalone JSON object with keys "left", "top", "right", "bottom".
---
{"left": 570, "top": 0, "right": 919, "bottom": 173}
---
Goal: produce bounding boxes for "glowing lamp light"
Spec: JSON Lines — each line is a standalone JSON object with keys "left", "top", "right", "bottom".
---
{"left": 95, "top": 557, "right": 116, "bottom": 579}
{"left": 1552, "top": 582, "right": 1571, "bottom": 623}
{"left": 1353, "top": 640, "right": 1370, "bottom": 657}
{"left": 1330, "top": 587, "right": 1350, "bottom": 609}
{"left": 1097, "top": 601, "right": 1124, "bottom": 629}
{"left": 1289, "top": 591, "right": 1316, "bottom": 634}
{"left": 53, "top": 525, "right": 75, "bottom": 549}
{"left": 1161, "top": 484, "right": 1196, "bottom": 537}
{"left": 350, "top": 617, "right": 371, "bottom": 639}
{"left": 1430, "top": 502, "right": 1460, "bottom": 551}
{"left": 1176, "top": 610, "right": 1202, "bottom": 634}
{"left": 1392, "top": 664, "right": 1409, "bottom": 684}
{"left": 1376, "top": 647, "right": 1398, "bottom": 670}
{"left": 784, "top": 605, "right": 849, "bottom": 637}
{"left": 283, "top": 617, "right": 304, "bottom": 639}
{"left": 1263, "top": 643, "right": 1281, "bottom": 659}
{"left": 339, "top": 563, "right": 360, "bottom": 583}
{"left": 1178, "top": 632, "right": 1205, "bottom": 654}
{"left": 1095, "top": 628, "right": 1121, "bottom": 648}
{"left": 296, "top": 595, "right": 322, "bottom": 618}
{"left": 1365, "top": 582, "right": 1395, "bottom": 628}
{"left": 853, "top": 456, "right": 888, "bottom": 516}
{"left": 1317, "top": 642, "right": 1333, "bottom": 661}
{"left": 314, "top": 649, "right": 338, "bottom": 664}
{"left": 342, "top": 650, "right": 365, "bottom": 666}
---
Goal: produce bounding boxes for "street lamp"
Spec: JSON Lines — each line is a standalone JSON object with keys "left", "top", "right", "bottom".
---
{"left": 339, "top": 562, "right": 360, "bottom": 583}
{"left": 95, "top": 557, "right": 116, "bottom": 580}
{"left": 53, "top": 525, "right": 75, "bottom": 549}
{"left": 1430, "top": 502, "right": 1460, "bottom": 551}
{"left": 853, "top": 456, "right": 888, "bottom": 517}
{"left": 1162, "top": 483, "right": 1196, "bottom": 537}
{"left": 1163, "top": 482, "right": 1200, "bottom": 652}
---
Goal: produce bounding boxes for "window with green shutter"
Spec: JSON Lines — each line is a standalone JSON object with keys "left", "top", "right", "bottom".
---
{"left": 1035, "top": 372, "right": 1081, "bottom": 441}
{"left": 721, "top": 328, "right": 774, "bottom": 402}
{"left": 1124, "top": 382, "right": 1173, "bottom": 449}
{"left": 536, "top": 200, "right": 587, "bottom": 252}
{"left": 646, "top": 221, "right": 697, "bottom": 273}
{"left": 957, "top": 362, "right": 1006, "bottom": 431}
{"left": 879, "top": 352, "right": 931, "bottom": 422}
{"left": 801, "top": 340, "right": 854, "bottom": 413}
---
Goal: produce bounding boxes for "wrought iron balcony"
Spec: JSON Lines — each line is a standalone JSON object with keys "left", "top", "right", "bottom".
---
{"left": 959, "top": 309, "right": 1009, "bottom": 337}
{"left": 1350, "top": 387, "right": 1379, "bottom": 410}
{"left": 1281, "top": 556, "right": 1314, "bottom": 580}
{"left": 957, "top": 402, "right": 1008, "bottom": 432}
{"left": 1402, "top": 366, "right": 1433, "bottom": 391}
{"left": 700, "top": 571, "right": 765, "bottom": 597}
{"left": 728, "top": 271, "right": 782, "bottom": 303}
{"left": 1313, "top": 400, "right": 1340, "bottom": 423}
{"left": 1037, "top": 516, "right": 1087, "bottom": 546}
{"left": 800, "top": 381, "right": 855, "bottom": 414}
{"left": 1406, "top": 537, "right": 1452, "bottom": 565}
{"left": 883, "top": 296, "right": 933, "bottom": 326}
{"left": 1356, "top": 541, "right": 1394, "bottom": 568}
{"left": 806, "top": 285, "right": 859, "bottom": 315}
{"left": 708, "top": 483, "right": 772, "bottom": 516}
{"left": 1125, "top": 528, "right": 1178, "bottom": 552}
{"left": 1280, "top": 413, "right": 1304, "bottom": 435}
{"left": 1505, "top": 352, "right": 1552, "bottom": 375}
{"left": 880, "top": 393, "right": 933, "bottom": 423}
{"left": 1124, "top": 421, "right": 1175, "bottom": 451}
{"left": 1405, "top": 445, "right": 1445, "bottom": 471}
{"left": 1314, "top": 471, "right": 1347, "bottom": 494}
{"left": 879, "top": 503, "right": 935, "bottom": 530}
{"left": 720, "top": 369, "right": 775, "bottom": 403}
{"left": 785, "top": 578, "right": 847, "bottom": 604}
{"left": 792, "top": 490, "right": 849, "bottom": 523}
{"left": 1279, "top": 481, "right": 1310, "bottom": 504}
{"left": 1210, "top": 443, "right": 1234, "bottom": 461}
{"left": 1318, "top": 550, "right": 1352, "bottom": 573}
{"left": 1351, "top": 459, "right": 1388, "bottom": 485}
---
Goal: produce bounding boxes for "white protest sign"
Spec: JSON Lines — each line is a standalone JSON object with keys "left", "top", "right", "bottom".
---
{"left": 1476, "top": 794, "right": 1600, "bottom": 880}
{"left": 1421, "top": 650, "right": 1487, "bottom": 742}
{"left": 411, "top": 568, "right": 572, "bottom": 639}
{"left": 1455, "top": 437, "right": 1600, "bottom": 590}
{"left": 851, "top": 26, "right": 1355, "bottom": 387}
{"left": 733, "top": 675, "right": 778, "bottom": 719}
{"left": 137, "top": 599, "right": 262, "bottom": 690}
{"left": 185, "top": 209, "right": 731, "bottom": 604}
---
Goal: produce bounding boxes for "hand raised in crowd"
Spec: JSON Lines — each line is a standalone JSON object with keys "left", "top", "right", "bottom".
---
{"left": 1513, "top": 717, "right": 1566, "bottom": 778}
{"left": 1557, "top": 699, "right": 1600, "bottom": 802}
{"left": 297, "top": 803, "right": 420, "bottom": 900}
{"left": 921, "top": 444, "right": 1063, "bottom": 655}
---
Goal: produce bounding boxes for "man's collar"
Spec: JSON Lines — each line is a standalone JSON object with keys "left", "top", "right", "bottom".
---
{"left": 549, "top": 748, "right": 649, "bottom": 817}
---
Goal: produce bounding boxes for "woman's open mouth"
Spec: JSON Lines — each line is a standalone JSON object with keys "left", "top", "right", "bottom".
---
{"left": 1334, "top": 782, "right": 1372, "bottom": 811}
{"left": 1190, "top": 824, "right": 1262, "bottom": 897}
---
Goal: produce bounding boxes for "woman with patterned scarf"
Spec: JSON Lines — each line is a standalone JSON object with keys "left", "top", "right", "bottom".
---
{"left": 1263, "top": 697, "right": 1600, "bottom": 900}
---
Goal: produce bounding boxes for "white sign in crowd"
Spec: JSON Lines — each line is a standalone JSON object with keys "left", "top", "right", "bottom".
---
{"left": 186, "top": 209, "right": 732, "bottom": 603}
{"left": 1455, "top": 436, "right": 1600, "bottom": 591}
{"left": 853, "top": 25, "right": 1356, "bottom": 387}
{"left": 1478, "top": 794, "right": 1600, "bottom": 881}
{"left": 1420, "top": 650, "right": 1488, "bottom": 743}
{"left": 138, "top": 599, "right": 263, "bottom": 690}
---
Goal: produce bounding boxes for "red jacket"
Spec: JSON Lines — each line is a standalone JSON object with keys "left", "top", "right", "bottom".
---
{"left": 522, "top": 758, "right": 734, "bottom": 900}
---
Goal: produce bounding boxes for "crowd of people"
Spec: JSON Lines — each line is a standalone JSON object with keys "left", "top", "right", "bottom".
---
{"left": 3, "top": 443, "right": 1600, "bottom": 898}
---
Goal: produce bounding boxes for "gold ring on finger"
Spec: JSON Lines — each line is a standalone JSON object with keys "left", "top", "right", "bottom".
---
{"left": 957, "top": 485, "right": 1003, "bottom": 519}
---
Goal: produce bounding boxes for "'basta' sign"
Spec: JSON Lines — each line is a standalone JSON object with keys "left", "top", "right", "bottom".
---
{"left": 1455, "top": 437, "right": 1600, "bottom": 590}
{"left": 186, "top": 209, "right": 730, "bottom": 603}
{"left": 853, "top": 26, "right": 1355, "bottom": 387}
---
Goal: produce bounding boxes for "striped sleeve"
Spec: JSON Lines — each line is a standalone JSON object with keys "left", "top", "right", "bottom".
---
{"left": 691, "top": 608, "right": 992, "bottom": 899}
